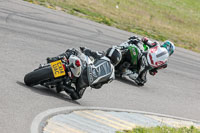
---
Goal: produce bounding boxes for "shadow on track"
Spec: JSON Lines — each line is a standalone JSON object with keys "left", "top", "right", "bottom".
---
{"left": 115, "top": 77, "right": 152, "bottom": 92}
{"left": 16, "top": 81, "right": 80, "bottom": 105}
{"left": 115, "top": 76, "right": 143, "bottom": 87}
{"left": 115, "top": 76, "right": 148, "bottom": 89}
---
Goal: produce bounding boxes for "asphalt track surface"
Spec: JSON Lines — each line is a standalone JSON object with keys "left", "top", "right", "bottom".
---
{"left": 0, "top": 0, "right": 200, "bottom": 133}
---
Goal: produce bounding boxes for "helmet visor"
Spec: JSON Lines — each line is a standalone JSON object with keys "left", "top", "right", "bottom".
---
{"left": 163, "top": 42, "right": 174, "bottom": 56}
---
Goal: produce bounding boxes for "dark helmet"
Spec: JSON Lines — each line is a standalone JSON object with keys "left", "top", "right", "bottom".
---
{"left": 106, "top": 47, "right": 122, "bottom": 66}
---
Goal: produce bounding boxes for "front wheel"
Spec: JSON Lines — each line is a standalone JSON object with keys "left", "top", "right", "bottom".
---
{"left": 24, "top": 66, "right": 53, "bottom": 86}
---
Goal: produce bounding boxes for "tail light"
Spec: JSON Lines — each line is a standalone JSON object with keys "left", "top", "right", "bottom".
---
{"left": 62, "top": 64, "right": 66, "bottom": 71}
{"left": 75, "top": 60, "right": 81, "bottom": 67}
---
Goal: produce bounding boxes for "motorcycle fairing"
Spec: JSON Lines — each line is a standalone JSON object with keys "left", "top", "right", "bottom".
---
{"left": 143, "top": 44, "right": 149, "bottom": 51}
{"left": 128, "top": 45, "right": 139, "bottom": 65}
{"left": 147, "top": 46, "right": 169, "bottom": 68}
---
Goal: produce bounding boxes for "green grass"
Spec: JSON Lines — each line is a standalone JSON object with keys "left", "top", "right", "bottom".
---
{"left": 116, "top": 126, "right": 200, "bottom": 133}
{"left": 24, "top": 0, "right": 200, "bottom": 53}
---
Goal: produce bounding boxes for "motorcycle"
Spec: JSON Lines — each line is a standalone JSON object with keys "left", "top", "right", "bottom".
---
{"left": 24, "top": 49, "right": 115, "bottom": 100}
{"left": 114, "top": 36, "right": 168, "bottom": 86}
{"left": 114, "top": 39, "right": 149, "bottom": 81}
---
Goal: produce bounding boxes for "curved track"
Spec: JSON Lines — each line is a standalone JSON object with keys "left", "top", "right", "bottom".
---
{"left": 0, "top": 0, "right": 200, "bottom": 133}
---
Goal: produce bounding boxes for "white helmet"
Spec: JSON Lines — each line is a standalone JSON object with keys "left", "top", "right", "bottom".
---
{"left": 161, "top": 40, "right": 175, "bottom": 56}
{"left": 68, "top": 55, "right": 82, "bottom": 77}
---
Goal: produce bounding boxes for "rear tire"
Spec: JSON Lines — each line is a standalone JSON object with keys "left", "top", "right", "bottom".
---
{"left": 24, "top": 66, "right": 53, "bottom": 86}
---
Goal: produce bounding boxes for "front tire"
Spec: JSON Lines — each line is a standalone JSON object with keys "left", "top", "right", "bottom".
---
{"left": 24, "top": 66, "right": 53, "bottom": 86}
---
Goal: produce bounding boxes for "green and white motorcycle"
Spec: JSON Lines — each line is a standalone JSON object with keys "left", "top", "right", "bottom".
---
{"left": 114, "top": 38, "right": 149, "bottom": 79}
{"left": 113, "top": 36, "right": 171, "bottom": 86}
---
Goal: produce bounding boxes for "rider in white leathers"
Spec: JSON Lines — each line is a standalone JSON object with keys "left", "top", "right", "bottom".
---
{"left": 115, "top": 36, "right": 175, "bottom": 86}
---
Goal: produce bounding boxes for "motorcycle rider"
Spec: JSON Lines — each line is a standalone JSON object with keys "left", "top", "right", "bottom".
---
{"left": 115, "top": 36, "right": 175, "bottom": 86}
{"left": 47, "top": 47, "right": 122, "bottom": 100}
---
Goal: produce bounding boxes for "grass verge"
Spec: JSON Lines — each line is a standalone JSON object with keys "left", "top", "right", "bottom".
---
{"left": 24, "top": 0, "right": 200, "bottom": 53}
{"left": 116, "top": 126, "right": 200, "bottom": 133}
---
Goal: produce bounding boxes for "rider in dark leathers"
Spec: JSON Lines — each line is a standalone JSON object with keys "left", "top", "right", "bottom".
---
{"left": 47, "top": 47, "right": 122, "bottom": 99}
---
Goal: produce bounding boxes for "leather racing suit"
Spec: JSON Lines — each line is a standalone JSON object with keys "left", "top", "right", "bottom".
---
{"left": 47, "top": 48, "right": 115, "bottom": 99}
{"left": 115, "top": 36, "right": 168, "bottom": 86}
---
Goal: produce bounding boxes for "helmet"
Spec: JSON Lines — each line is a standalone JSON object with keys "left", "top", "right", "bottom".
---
{"left": 161, "top": 41, "right": 175, "bottom": 56}
{"left": 141, "top": 37, "right": 149, "bottom": 43}
{"left": 68, "top": 55, "right": 82, "bottom": 77}
{"left": 106, "top": 47, "right": 122, "bottom": 66}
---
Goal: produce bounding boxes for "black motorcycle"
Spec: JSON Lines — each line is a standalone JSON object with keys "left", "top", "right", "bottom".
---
{"left": 24, "top": 49, "right": 115, "bottom": 100}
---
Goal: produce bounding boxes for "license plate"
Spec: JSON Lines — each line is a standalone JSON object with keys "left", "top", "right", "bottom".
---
{"left": 50, "top": 60, "right": 66, "bottom": 78}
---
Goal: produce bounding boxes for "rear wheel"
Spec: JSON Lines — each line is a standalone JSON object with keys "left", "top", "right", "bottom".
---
{"left": 24, "top": 66, "right": 53, "bottom": 86}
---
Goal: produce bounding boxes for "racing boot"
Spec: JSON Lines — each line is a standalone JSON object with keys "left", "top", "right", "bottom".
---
{"left": 129, "top": 72, "right": 138, "bottom": 80}
{"left": 121, "top": 69, "right": 132, "bottom": 78}
{"left": 56, "top": 85, "right": 63, "bottom": 93}
{"left": 134, "top": 78, "right": 145, "bottom": 86}
{"left": 58, "top": 85, "right": 80, "bottom": 100}
{"left": 134, "top": 71, "right": 147, "bottom": 86}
